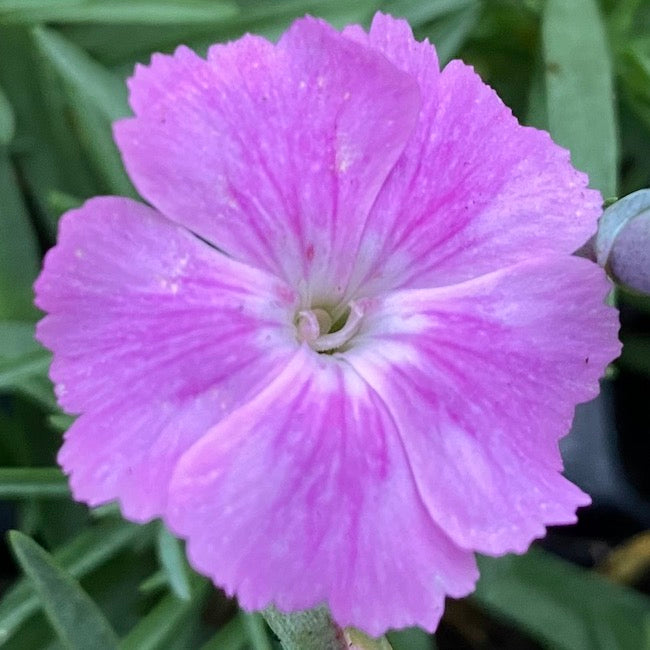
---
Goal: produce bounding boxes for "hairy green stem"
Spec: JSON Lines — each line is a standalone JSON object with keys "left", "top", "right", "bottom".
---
{"left": 261, "top": 606, "right": 348, "bottom": 650}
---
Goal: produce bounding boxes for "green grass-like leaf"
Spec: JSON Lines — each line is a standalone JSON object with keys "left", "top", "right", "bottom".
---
{"left": 0, "top": 352, "right": 51, "bottom": 390}
{"left": 387, "top": 627, "right": 434, "bottom": 650}
{"left": 0, "top": 83, "right": 15, "bottom": 144}
{"left": 0, "top": 154, "right": 40, "bottom": 320}
{"left": 474, "top": 547, "right": 650, "bottom": 650}
{"left": 119, "top": 575, "right": 209, "bottom": 650}
{"left": 32, "top": 26, "right": 137, "bottom": 197}
{"left": 542, "top": 0, "right": 619, "bottom": 197}
{"left": 0, "top": 1, "right": 239, "bottom": 25}
{"left": 0, "top": 519, "right": 150, "bottom": 641}
{"left": 8, "top": 530, "right": 120, "bottom": 649}
{"left": 379, "top": 0, "right": 475, "bottom": 28}
{"left": 199, "top": 612, "right": 249, "bottom": 650}
{"left": 0, "top": 321, "right": 41, "bottom": 359}
{"left": 242, "top": 612, "right": 273, "bottom": 650}
{"left": 0, "top": 26, "right": 98, "bottom": 237}
{"left": 156, "top": 523, "right": 192, "bottom": 601}
{"left": 0, "top": 467, "right": 69, "bottom": 499}
{"left": 420, "top": 2, "right": 480, "bottom": 65}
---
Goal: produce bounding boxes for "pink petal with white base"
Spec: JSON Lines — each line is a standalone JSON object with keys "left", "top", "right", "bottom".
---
{"left": 346, "top": 256, "right": 620, "bottom": 554}
{"left": 114, "top": 17, "right": 420, "bottom": 304}
{"left": 167, "top": 347, "right": 478, "bottom": 636}
{"left": 35, "top": 197, "right": 296, "bottom": 519}
{"left": 344, "top": 14, "right": 602, "bottom": 294}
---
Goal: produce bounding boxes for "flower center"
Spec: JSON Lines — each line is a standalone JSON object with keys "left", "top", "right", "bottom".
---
{"left": 295, "top": 302, "right": 363, "bottom": 353}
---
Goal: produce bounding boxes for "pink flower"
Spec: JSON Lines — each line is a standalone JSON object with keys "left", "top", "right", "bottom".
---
{"left": 34, "top": 13, "right": 620, "bottom": 635}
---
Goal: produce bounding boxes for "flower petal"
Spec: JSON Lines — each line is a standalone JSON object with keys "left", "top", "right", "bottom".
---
{"left": 114, "top": 17, "right": 420, "bottom": 304}
{"left": 345, "top": 256, "right": 620, "bottom": 554}
{"left": 344, "top": 13, "right": 602, "bottom": 294}
{"left": 167, "top": 347, "right": 478, "bottom": 635}
{"left": 35, "top": 197, "right": 296, "bottom": 520}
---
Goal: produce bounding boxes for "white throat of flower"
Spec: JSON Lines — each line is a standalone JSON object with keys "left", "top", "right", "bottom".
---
{"left": 296, "top": 301, "right": 363, "bottom": 353}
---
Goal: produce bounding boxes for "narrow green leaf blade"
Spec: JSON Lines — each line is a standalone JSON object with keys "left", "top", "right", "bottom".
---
{"left": 0, "top": 519, "right": 149, "bottom": 640}
{"left": 423, "top": 3, "right": 480, "bottom": 64}
{"left": 619, "top": 41, "right": 650, "bottom": 132}
{"left": 387, "top": 627, "right": 434, "bottom": 650}
{"left": 474, "top": 547, "right": 650, "bottom": 650}
{"left": 0, "top": 83, "right": 15, "bottom": 144}
{"left": 525, "top": 63, "right": 548, "bottom": 130}
{"left": 0, "top": 322, "right": 58, "bottom": 406}
{"left": 542, "top": 0, "right": 618, "bottom": 197}
{"left": 8, "top": 530, "right": 120, "bottom": 649}
{"left": 0, "top": 321, "right": 40, "bottom": 359}
{"left": 119, "top": 577, "right": 209, "bottom": 650}
{"left": 0, "top": 351, "right": 51, "bottom": 389}
{"left": 242, "top": 612, "right": 273, "bottom": 650}
{"left": 0, "top": 153, "right": 40, "bottom": 320}
{"left": 0, "top": 467, "right": 69, "bottom": 499}
{"left": 32, "top": 25, "right": 127, "bottom": 121}
{"left": 199, "top": 612, "right": 248, "bottom": 650}
{"left": 56, "top": 0, "right": 368, "bottom": 65}
{"left": 0, "top": 25, "right": 93, "bottom": 238}
{"left": 156, "top": 523, "right": 192, "bottom": 601}
{"left": 0, "top": 1, "right": 239, "bottom": 25}
{"left": 379, "top": 0, "right": 475, "bottom": 27}
{"left": 31, "top": 26, "right": 137, "bottom": 197}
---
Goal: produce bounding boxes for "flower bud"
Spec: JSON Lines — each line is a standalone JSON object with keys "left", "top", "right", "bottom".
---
{"left": 596, "top": 189, "right": 650, "bottom": 294}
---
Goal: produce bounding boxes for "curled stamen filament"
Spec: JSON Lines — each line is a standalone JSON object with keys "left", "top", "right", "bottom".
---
{"left": 296, "top": 301, "right": 363, "bottom": 352}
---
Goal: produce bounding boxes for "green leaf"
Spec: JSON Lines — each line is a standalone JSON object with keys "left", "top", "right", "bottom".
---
{"left": 32, "top": 25, "right": 127, "bottom": 120}
{"left": 119, "top": 576, "right": 209, "bottom": 650}
{"left": 58, "top": 0, "right": 374, "bottom": 66}
{"left": 8, "top": 531, "right": 120, "bottom": 649}
{"left": 423, "top": 3, "right": 480, "bottom": 64}
{"left": 47, "top": 190, "right": 84, "bottom": 218}
{"left": 619, "top": 41, "right": 650, "bottom": 132}
{"left": 15, "top": 374, "right": 58, "bottom": 411}
{"left": 48, "top": 412, "right": 75, "bottom": 432}
{"left": 608, "top": 0, "right": 643, "bottom": 40}
{"left": 0, "top": 467, "right": 69, "bottom": 499}
{"left": 0, "top": 1, "right": 239, "bottom": 25}
{"left": 542, "top": 0, "right": 618, "bottom": 197}
{"left": 32, "top": 26, "right": 137, "bottom": 197}
{"left": 379, "top": 0, "right": 476, "bottom": 27}
{"left": 242, "top": 612, "right": 273, "bottom": 650}
{"left": 0, "top": 519, "right": 149, "bottom": 641}
{"left": 473, "top": 547, "right": 650, "bottom": 650}
{"left": 0, "top": 351, "right": 51, "bottom": 390}
{"left": 0, "top": 26, "right": 97, "bottom": 237}
{"left": 0, "top": 325, "right": 55, "bottom": 412}
{"left": 0, "top": 154, "right": 40, "bottom": 320}
{"left": 0, "top": 321, "right": 40, "bottom": 359}
{"left": 619, "top": 335, "right": 650, "bottom": 376}
{"left": 387, "top": 627, "right": 434, "bottom": 650}
{"left": 525, "top": 62, "right": 548, "bottom": 129}
{"left": 138, "top": 569, "right": 168, "bottom": 595}
{"left": 0, "top": 83, "right": 15, "bottom": 144}
{"left": 0, "top": 321, "right": 50, "bottom": 394}
{"left": 199, "top": 612, "right": 249, "bottom": 650}
{"left": 156, "top": 523, "right": 192, "bottom": 601}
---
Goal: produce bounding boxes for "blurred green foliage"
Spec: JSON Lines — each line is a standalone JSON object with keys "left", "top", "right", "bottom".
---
{"left": 1, "top": 0, "right": 650, "bottom": 648}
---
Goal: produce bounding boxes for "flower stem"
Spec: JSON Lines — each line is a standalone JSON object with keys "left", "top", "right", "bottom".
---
{"left": 261, "top": 605, "right": 348, "bottom": 650}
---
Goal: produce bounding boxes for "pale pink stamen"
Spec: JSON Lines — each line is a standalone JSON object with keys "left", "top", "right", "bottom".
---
{"left": 296, "top": 302, "right": 363, "bottom": 352}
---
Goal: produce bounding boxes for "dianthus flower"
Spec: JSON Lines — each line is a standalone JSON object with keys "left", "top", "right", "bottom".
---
{"left": 35, "top": 13, "right": 620, "bottom": 635}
